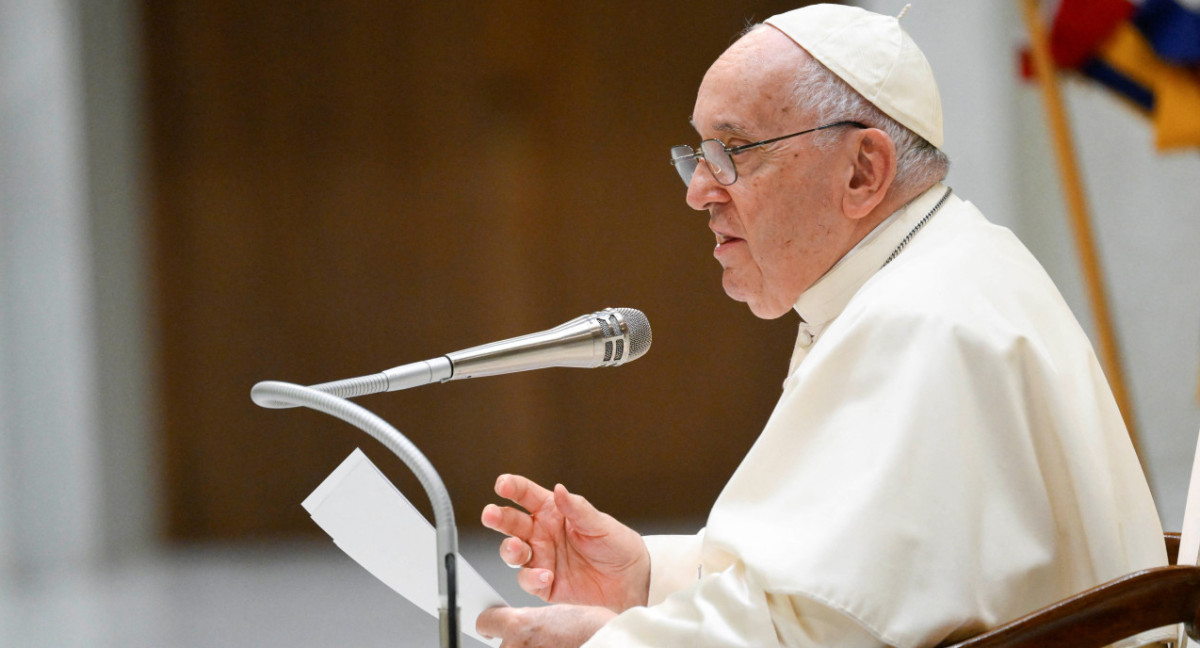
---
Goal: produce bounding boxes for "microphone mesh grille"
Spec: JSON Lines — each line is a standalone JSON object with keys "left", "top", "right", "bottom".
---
{"left": 616, "top": 308, "right": 652, "bottom": 361}
{"left": 597, "top": 317, "right": 613, "bottom": 361}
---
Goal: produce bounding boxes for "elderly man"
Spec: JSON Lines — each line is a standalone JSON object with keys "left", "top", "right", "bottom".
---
{"left": 477, "top": 5, "right": 1168, "bottom": 647}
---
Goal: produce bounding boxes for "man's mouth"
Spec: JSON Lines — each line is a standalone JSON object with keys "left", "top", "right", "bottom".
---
{"left": 715, "top": 233, "right": 745, "bottom": 248}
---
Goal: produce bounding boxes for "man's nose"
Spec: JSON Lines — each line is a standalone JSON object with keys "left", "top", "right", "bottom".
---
{"left": 685, "top": 162, "right": 729, "bottom": 211}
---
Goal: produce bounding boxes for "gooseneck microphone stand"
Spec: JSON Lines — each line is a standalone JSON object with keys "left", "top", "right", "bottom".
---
{"left": 250, "top": 380, "right": 461, "bottom": 648}
{"left": 249, "top": 308, "right": 652, "bottom": 647}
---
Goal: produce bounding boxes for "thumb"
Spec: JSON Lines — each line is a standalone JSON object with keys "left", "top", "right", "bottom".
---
{"left": 553, "top": 484, "right": 606, "bottom": 535}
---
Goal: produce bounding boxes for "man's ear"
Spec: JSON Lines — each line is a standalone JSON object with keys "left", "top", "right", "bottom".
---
{"left": 842, "top": 128, "right": 896, "bottom": 220}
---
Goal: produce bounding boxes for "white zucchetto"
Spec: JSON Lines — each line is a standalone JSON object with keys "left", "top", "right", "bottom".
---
{"left": 765, "top": 4, "right": 945, "bottom": 148}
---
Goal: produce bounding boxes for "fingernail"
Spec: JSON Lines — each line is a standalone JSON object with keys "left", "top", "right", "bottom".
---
{"left": 539, "top": 571, "right": 551, "bottom": 584}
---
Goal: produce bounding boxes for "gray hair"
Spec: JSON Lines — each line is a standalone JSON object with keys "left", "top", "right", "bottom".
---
{"left": 792, "top": 50, "right": 950, "bottom": 196}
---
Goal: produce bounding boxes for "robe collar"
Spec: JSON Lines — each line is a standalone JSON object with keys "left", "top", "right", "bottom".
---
{"left": 787, "top": 183, "right": 950, "bottom": 375}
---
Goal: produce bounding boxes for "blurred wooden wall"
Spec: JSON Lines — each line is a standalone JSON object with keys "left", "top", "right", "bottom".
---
{"left": 142, "top": 0, "right": 809, "bottom": 542}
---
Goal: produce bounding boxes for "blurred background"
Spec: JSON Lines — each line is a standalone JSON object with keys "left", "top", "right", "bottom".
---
{"left": 1, "top": 0, "right": 1198, "bottom": 646}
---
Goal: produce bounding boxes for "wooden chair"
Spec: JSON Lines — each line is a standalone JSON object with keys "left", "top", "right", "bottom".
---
{"left": 943, "top": 422, "right": 1200, "bottom": 648}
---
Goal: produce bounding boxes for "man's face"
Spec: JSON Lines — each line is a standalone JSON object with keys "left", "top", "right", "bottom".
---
{"left": 687, "top": 29, "right": 860, "bottom": 319}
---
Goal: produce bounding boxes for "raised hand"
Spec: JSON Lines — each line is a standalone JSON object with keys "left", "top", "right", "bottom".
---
{"left": 481, "top": 474, "right": 650, "bottom": 612}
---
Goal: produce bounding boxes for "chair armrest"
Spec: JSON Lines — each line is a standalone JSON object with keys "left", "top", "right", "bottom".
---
{"left": 943, "top": 565, "right": 1200, "bottom": 648}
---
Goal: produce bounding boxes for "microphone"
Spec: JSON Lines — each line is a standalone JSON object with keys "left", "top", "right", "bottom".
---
{"left": 252, "top": 307, "right": 651, "bottom": 409}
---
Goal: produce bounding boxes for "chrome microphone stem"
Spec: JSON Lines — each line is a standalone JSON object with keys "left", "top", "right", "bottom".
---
{"left": 252, "top": 358, "right": 453, "bottom": 409}
{"left": 383, "top": 357, "right": 454, "bottom": 390}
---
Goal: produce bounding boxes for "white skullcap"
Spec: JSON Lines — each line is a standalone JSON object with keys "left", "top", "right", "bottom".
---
{"left": 765, "top": 3, "right": 944, "bottom": 148}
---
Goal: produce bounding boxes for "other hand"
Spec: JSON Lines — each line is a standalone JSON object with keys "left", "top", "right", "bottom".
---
{"left": 477, "top": 604, "right": 616, "bottom": 648}
{"left": 481, "top": 475, "right": 649, "bottom": 611}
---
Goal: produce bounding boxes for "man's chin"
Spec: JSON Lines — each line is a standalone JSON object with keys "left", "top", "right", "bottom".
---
{"left": 746, "top": 302, "right": 792, "bottom": 320}
{"left": 722, "top": 284, "right": 791, "bottom": 320}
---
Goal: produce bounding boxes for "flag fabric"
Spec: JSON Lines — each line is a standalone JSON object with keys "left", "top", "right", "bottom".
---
{"left": 1037, "top": 0, "right": 1200, "bottom": 150}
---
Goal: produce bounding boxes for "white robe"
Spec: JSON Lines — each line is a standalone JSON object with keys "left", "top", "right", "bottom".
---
{"left": 585, "top": 184, "right": 1169, "bottom": 648}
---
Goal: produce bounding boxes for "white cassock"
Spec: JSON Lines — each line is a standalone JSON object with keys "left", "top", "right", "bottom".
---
{"left": 584, "top": 184, "right": 1170, "bottom": 648}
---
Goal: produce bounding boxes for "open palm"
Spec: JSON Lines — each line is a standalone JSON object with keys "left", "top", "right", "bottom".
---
{"left": 482, "top": 475, "right": 649, "bottom": 612}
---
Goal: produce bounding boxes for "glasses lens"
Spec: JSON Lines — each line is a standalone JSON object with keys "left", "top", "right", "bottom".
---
{"left": 699, "top": 139, "right": 737, "bottom": 185}
{"left": 670, "top": 146, "right": 699, "bottom": 186}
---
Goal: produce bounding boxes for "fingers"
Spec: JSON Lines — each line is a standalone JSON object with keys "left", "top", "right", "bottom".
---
{"left": 482, "top": 506, "right": 535, "bottom": 569}
{"left": 481, "top": 503, "right": 535, "bottom": 540}
{"left": 552, "top": 483, "right": 607, "bottom": 535}
{"left": 516, "top": 566, "right": 555, "bottom": 600}
{"left": 476, "top": 605, "right": 513, "bottom": 640}
{"left": 500, "top": 536, "right": 533, "bottom": 568}
{"left": 495, "top": 474, "right": 556, "bottom": 513}
{"left": 479, "top": 604, "right": 617, "bottom": 646}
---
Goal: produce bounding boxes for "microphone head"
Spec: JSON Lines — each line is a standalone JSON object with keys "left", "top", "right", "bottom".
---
{"left": 593, "top": 307, "right": 651, "bottom": 366}
{"left": 613, "top": 308, "right": 652, "bottom": 362}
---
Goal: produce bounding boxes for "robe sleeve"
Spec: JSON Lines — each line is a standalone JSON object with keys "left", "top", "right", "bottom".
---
{"left": 583, "top": 561, "right": 886, "bottom": 648}
{"left": 644, "top": 532, "right": 704, "bottom": 605}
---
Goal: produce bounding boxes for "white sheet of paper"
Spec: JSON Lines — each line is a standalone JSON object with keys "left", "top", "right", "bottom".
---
{"left": 302, "top": 448, "right": 507, "bottom": 647}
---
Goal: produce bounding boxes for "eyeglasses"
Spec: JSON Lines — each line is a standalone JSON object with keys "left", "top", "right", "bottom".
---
{"left": 669, "top": 120, "right": 866, "bottom": 186}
